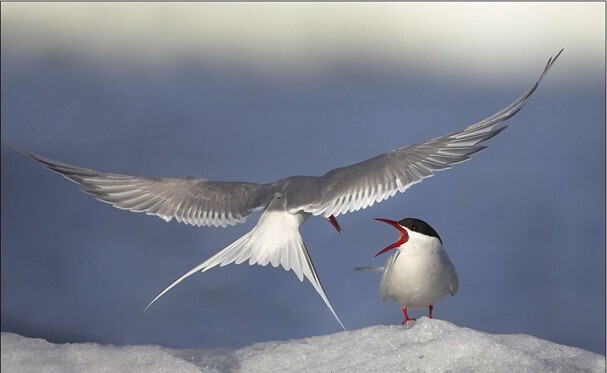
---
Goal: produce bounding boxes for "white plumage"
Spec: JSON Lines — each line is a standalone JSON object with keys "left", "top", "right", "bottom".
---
{"left": 369, "top": 217, "right": 457, "bottom": 323}
{"left": 380, "top": 230, "right": 458, "bottom": 313}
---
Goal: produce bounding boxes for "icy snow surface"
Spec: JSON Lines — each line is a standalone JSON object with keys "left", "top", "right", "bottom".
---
{"left": 1, "top": 319, "right": 604, "bottom": 373}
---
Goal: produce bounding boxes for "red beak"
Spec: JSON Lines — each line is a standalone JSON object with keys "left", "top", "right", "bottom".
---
{"left": 374, "top": 218, "right": 409, "bottom": 257}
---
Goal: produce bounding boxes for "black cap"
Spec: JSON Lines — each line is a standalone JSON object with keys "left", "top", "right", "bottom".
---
{"left": 399, "top": 218, "right": 442, "bottom": 243}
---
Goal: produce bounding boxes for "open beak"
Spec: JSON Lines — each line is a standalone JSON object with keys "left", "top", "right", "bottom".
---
{"left": 374, "top": 218, "right": 409, "bottom": 257}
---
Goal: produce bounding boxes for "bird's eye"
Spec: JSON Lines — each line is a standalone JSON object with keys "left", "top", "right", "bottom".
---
{"left": 411, "top": 225, "right": 418, "bottom": 231}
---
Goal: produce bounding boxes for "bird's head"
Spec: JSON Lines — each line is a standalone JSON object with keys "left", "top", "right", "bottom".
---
{"left": 374, "top": 217, "right": 442, "bottom": 257}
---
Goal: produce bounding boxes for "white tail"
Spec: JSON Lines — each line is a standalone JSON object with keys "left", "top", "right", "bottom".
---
{"left": 144, "top": 209, "right": 346, "bottom": 330}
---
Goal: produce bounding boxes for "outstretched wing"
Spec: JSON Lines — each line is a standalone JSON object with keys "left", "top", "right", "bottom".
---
{"left": 302, "top": 49, "right": 563, "bottom": 218}
{"left": 14, "top": 147, "right": 266, "bottom": 227}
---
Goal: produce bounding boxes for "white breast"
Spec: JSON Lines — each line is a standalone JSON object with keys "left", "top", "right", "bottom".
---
{"left": 379, "top": 231, "right": 458, "bottom": 309}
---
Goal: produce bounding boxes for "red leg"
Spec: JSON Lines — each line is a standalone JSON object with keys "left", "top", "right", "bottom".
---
{"left": 402, "top": 307, "right": 416, "bottom": 324}
{"left": 328, "top": 215, "right": 342, "bottom": 233}
{"left": 428, "top": 305, "right": 434, "bottom": 319}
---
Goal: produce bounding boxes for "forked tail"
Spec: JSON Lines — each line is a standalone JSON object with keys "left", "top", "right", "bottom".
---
{"left": 144, "top": 210, "right": 346, "bottom": 330}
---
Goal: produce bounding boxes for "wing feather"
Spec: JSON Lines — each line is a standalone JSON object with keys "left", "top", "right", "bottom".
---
{"left": 305, "top": 49, "right": 563, "bottom": 217}
{"left": 14, "top": 147, "right": 267, "bottom": 227}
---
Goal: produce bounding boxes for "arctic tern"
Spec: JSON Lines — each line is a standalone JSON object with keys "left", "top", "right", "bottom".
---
{"left": 368, "top": 217, "right": 457, "bottom": 323}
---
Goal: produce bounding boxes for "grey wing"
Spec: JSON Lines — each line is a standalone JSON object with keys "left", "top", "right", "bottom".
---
{"left": 353, "top": 266, "right": 384, "bottom": 273}
{"left": 379, "top": 252, "right": 399, "bottom": 302}
{"left": 446, "top": 254, "right": 459, "bottom": 296}
{"left": 303, "top": 50, "right": 563, "bottom": 218}
{"left": 15, "top": 147, "right": 268, "bottom": 227}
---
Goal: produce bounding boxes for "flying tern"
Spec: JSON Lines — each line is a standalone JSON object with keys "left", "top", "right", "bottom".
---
{"left": 14, "top": 49, "right": 562, "bottom": 329}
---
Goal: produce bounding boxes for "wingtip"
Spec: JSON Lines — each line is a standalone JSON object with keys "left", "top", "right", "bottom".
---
{"left": 354, "top": 266, "right": 384, "bottom": 273}
{"left": 543, "top": 49, "right": 564, "bottom": 76}
{"left": 7, "top": 143, "right": 32, "bottom": 157}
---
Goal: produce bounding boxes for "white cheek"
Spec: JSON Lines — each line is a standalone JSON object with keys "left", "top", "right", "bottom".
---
{"left": 403, "top": 230, "right": 441, "bottom": 251}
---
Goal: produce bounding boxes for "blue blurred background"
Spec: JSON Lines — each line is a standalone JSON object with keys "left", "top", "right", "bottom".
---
{"left": 2, "top": 3, "right": 605, "bottom": 354}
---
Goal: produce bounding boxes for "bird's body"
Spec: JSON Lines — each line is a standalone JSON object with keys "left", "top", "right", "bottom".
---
{"left": 374, "top": 218, "right": 457, "bottom": 323}
{"left": 12, "top": 50, "right": 562, "bottom": 329}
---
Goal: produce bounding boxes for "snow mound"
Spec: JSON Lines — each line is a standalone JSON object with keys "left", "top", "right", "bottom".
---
{"left": 2, "top": 319, "right": 604, "bottom": 373}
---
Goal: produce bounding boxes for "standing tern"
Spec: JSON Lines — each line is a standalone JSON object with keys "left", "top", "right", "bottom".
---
{"left": 364, "top": 217, "right": 458, "bottom": 324}
{"left": 13, "top": 50, "right": 561, "bottom": 329}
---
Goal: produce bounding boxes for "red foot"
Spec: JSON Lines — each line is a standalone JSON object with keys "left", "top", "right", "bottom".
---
{"left": 428, "top": 305, "right": 434, "bottom": 319}
{"left": 401, "top": 307, "right": 416, "bottom": 324}
{"left": 328, "top": 215, "right": 342, "bottom": 233}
